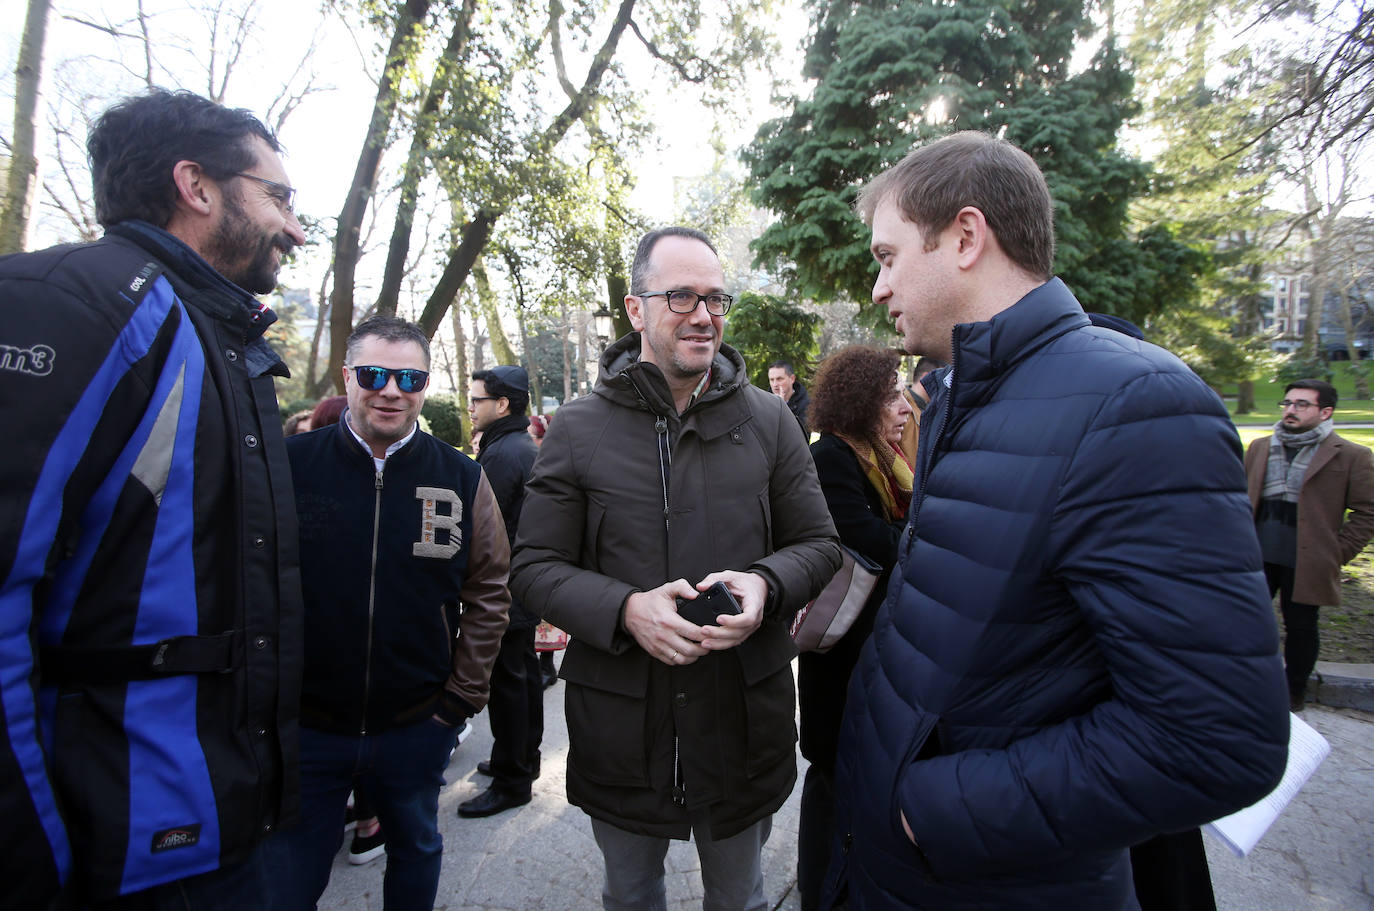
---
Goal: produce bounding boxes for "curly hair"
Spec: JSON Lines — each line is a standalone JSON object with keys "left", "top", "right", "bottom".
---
{"left": 807, "top": 346, "right": 901, "bottom": 440}
{"left": 88, "top": 88, "right": 279, "bottom": 229}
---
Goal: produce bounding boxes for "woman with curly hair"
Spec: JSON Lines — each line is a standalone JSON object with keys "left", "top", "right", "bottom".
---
{"left": 796, "top": 345, "right": 913, "bottom": 910}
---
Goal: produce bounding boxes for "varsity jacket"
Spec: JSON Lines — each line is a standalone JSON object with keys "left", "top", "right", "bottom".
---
{"left": 287, "top": 418, "right": 511, "bottom": 734}
{"left": 0, "top": 223, "right": 303, "bottom": 906}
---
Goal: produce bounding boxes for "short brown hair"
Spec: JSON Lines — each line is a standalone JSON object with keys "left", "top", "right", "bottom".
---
{"left": 855, "top": 131, "right": 1055, "bottom": 280}
{"left": 808, "top": 346, "right": 901, "bottom": 440}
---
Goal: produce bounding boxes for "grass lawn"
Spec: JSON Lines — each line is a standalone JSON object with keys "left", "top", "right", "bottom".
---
{"left": 1237, "top": 426, "right": 1374, "bottom": 448}
{"left": 1321, "top": 550, "right": 1374, "bottom": 664}
{"left": 1223, "top": 362, "right": 1374, "bottom": 425}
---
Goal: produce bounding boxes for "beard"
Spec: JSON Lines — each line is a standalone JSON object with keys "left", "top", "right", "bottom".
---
{"left": 206, "top": 192, "right": 290, "bottom": 294}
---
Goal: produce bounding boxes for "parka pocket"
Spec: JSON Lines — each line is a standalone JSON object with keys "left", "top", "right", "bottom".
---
{"left": 565, "top": 679, "right": 651, "bottom": 787}
{"left": 887, "top": 714, "right": 940, "bottom": 874}
{"left": 756, "top": 492, "right": 774, "bottom": 556}
{"left": 581, "top": 499, "right": 606, "bottom": 573}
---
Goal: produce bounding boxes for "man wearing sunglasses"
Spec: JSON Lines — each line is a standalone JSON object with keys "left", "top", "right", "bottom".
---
{"left": 1244, "top": 378, "right": 1374, "bottom": 710}
{"left": 0, "top": 89, "right": 306, "bottom": 909}
{"left": 273, "top": 315, "right": 511, "bottom": 910}
{"left": 512, "top": 227, "right": 840, "bottom": 910}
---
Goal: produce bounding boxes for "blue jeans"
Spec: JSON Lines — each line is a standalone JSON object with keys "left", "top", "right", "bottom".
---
{"left": 264, "top": 717, "right": 459, "bottom": 911}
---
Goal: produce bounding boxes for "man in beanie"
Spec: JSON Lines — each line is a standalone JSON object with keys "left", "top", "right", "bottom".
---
{"left": 462, "top": 365, "right": 544, "bottom": 816}
{"left": 1245, "top": 378, "right": 1374, "bottom": 710}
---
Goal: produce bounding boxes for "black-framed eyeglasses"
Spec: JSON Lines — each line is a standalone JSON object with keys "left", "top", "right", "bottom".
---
{"left": 639, "top": 289, "right": 734, "bottom": 316}
{"left": 469, "top": 396, "right": 501, "bottom": 404}
{"left": 1278, "top": 399, "right": 1320, "bottom": 411}
{"left": 349, "top": 365, "right": 429, "bottom": 393}
{"left": 233, "top": 172, "right": 296, "bottom": 213}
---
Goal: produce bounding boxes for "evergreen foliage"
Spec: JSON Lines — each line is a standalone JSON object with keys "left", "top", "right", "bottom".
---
{"left": 725, "top": 291, "right": 823, "bottom": 388}
{"left": 743, "top": 0, "right": 1202, "bottom": 327}
{"left": 421, "top": 395, "right": 466, "bottom": 448}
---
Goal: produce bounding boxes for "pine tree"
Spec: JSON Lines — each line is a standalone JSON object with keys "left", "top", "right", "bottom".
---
{"left": 744, "top": 0, "right": 1200, "bottom": 326}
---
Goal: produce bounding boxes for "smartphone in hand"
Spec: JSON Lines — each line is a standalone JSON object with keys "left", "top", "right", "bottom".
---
{"left": 676, "top": 582, "right": 742, "bottom": 626}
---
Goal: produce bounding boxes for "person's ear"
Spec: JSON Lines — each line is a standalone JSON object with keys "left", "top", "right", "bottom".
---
{"left": 951, "top": 206, "right": 988, "bottom": 270}
{"left": 171, "top": 160, "right": 215, "bottom": 217}
{"left": 625, "top": 293, "right": 646, "bottom": 332}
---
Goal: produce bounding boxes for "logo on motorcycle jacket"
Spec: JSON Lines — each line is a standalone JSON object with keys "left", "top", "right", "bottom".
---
{"left": 414, "top": 486, "right": 462, "bottom": 558}
{"left": 150, "top": 824, "right": 202, "bottom": 852}
{"left": 0, "top": 343, "right": 54, "bottom": 376}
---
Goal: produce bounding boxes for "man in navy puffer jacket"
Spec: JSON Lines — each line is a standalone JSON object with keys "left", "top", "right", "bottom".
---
{"left": 823, "top": 131, "right": 1290, "bottom": 909}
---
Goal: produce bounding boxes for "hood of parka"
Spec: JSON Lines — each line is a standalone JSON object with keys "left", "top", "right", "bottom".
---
{"left": 595, "top": 331, "right": 751, "bottom": 417}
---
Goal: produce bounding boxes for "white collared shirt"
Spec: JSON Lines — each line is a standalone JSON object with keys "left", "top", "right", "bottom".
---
{"left": 343, "top": 411, "right": 417, "bottom": 472}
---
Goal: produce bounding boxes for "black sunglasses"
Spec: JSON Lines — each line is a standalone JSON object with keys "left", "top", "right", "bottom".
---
{"left": 349, "top": 365, "right": 430, "bottom": 393}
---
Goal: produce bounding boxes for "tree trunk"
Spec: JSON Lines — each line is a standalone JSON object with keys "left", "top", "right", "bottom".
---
{"left": 474, "top": 260, "right": 517, "bottom": 365}
{"left": 1237, "top": 379, "right": 1255, "bottom": 414}
{"left": 1337, "top": 288, "right": 1370, "bottom": 397}
{"left": 1302, "top": 272, "right": 1326, "bottom": 361}
{"left": 560, "top": 299, "right": 573, "bottom": 403}
{"left": 418, "top": 208, "right": 499, "bottom": 338}
{"left": 607, "top": 270, "right": 632, "bottom": 340}
{"left": 375, "top": 1, "right": 477, "bottom": 315}
{"left": 451, "top": 293, "right": 471, "bottom": 442}
{"left": 327, "top": 0, "right": 432, "bottom": 392}
{"left": 307, "top": 261, "right": 333, "bottom": 397}
{"left": 0, "top": 0, "right": 52, "bottom": 255}
{"left": 1234, "top": 261, "right": 1263, "bottom": 415}
{"left": 518, "top": 305, "right": 539, "bottom": 412}
{"left": 411, "top": 0, "right": 639, "bottom": 343}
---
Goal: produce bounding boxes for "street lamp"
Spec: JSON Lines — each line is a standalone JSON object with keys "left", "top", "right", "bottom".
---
{"left": 592, "top": 306, "right": 614, "bottom": 349}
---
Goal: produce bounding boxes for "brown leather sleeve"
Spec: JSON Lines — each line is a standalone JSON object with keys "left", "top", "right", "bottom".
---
{"left": 445, "top": 472, "right": 511, "bottom": 714}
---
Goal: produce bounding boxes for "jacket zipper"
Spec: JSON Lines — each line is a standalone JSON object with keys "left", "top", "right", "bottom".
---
{"left": 906, "top": 336, "right": 959, "bottom": 550}
{"left": 361, "top": 467, "right": 384, "bottom": 736}
{"left": 655, "top": 414, "right": 687, "bottom": 806}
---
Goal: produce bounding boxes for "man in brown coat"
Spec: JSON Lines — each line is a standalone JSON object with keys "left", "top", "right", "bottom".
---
{"left": 512, "top": 227, "right": 840, "bottom": 910}
{"left": 1245, "top": 378, "right": 1374, "bottom": 709}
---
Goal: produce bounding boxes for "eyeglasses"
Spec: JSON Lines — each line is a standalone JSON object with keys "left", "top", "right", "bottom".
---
{"left": 233, "top": 173, "right": 296, "bottom": 213}
{"left": 469, "top": 396, "right": 501, "bottom": 404}
{"left": 639, "top": 289, "right": 734, "bottom": 316}
{"left": 349, "top": 365, "right": 429, "bottom": 393}
{"left": 1278, "top": 399, "right": 1320, "bottom": 411}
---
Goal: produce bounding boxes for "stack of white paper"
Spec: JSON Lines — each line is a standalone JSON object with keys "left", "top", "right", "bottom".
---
{"left": 1204, "top": 712, "right": 1331, "bottom": 857}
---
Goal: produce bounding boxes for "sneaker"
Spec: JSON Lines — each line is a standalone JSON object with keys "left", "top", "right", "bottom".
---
{"left": 449, "top": 720, "right": 473, "bottom": 763}
{"left": 348, "top": 826, "right": 385, "bottom": 865}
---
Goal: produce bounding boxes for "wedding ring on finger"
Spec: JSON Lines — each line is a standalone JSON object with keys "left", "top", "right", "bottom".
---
{"left": 669, "top": 649, "right": 678, "bottom": 662}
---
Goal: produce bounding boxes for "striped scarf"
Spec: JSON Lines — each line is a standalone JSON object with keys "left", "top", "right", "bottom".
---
{"left": 1263, "top": 418, "right": 1333, "bottom": 502}
{"left": 836, "top": 432, "right": 914, "bottom": 521}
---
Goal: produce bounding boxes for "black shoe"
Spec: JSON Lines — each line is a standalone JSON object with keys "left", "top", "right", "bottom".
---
{"left": 348, "top": 826, "right": 385, "bottom": 864}
{"left": 476, "top": 759, "right": 492, "bottom": 776}
{"left": 542, "top": 672, "right": 559, "bottom": 689}
{"left": 457, "top": 787, "right": 531, "bottom": 818}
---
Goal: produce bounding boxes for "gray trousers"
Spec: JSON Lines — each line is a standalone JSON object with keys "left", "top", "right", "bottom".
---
{"left": 590, "top": 812, "right": 772, "bottom": 911}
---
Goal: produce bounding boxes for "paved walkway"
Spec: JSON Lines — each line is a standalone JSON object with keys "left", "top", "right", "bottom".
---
{"left": 318, "top": 686, "right": 1373, "bottom": 911}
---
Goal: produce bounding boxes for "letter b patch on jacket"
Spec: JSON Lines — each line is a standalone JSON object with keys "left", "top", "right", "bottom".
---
{"left": 414, "top": 486, "right": 463, "bottom": 558}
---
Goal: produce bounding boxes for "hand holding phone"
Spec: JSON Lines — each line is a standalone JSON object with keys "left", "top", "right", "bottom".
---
{"left": 676, "top": 581, "right": 742, "bottom": 627}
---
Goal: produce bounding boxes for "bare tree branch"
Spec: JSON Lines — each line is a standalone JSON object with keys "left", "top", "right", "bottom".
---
{"left": 627, "top": 17, "right": 711, "bottom": 84}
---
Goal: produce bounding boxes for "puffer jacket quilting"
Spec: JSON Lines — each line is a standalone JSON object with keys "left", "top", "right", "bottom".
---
{"left": 827, "top": 278, "right": 1290, "bottom": 910}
